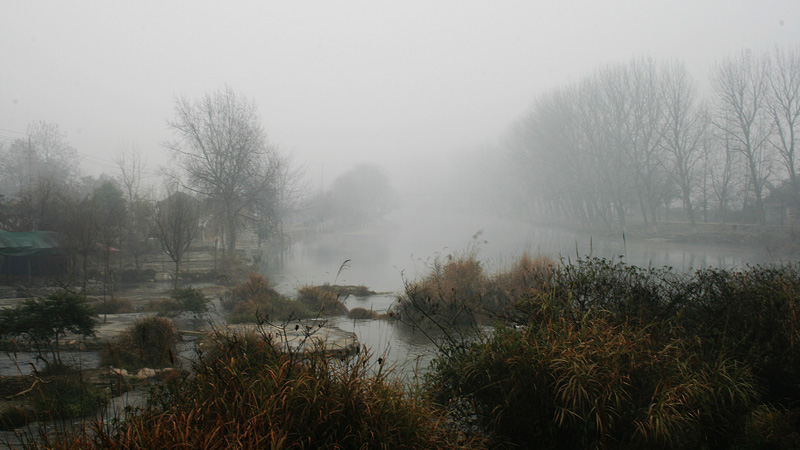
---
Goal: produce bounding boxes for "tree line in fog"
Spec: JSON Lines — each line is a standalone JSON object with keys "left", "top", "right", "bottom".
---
{"left": 503, "top": 47, "right": 799, "bottom": 229}
{"left": 0, "top": 87, "right": 395, "bottom": 285}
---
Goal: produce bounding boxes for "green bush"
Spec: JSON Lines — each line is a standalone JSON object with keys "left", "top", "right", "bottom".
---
{"left": 0, "top": 290, "right": 97, "bottom": 364}
{"left": 101, "top": 316, "right": 180, "bottom": 369}
{"left": 170, "top": 287, "right": 208, "bottom": 314}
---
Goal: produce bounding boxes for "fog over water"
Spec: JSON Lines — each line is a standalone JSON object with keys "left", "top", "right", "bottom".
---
{"left": 272, "top": 203, "right": 777, "bottom": 296}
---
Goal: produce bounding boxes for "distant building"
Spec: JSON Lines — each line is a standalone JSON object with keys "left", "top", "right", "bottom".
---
{"left": 764, "top": 181, "right": 800, "bottom": 226}
{"left": 0, "top": 230, "right": 67, "bottom": 278}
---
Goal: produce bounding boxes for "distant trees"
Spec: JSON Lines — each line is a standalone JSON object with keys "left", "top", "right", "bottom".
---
{"left": 0, "top": 121, "right": 80, "bottom": 232}
{"left": 0, "top": 121, "right": 79, "bottom": 197}
{"left": 766, "top": 47, "right": 800, "bottom": 197}
{"left": 308, "top": 165, "right": 398, "bottom": 229}
{"left": 166, "top": 86, "right": 280, "bottom": 254}
{"left": 153, "top": 190, "right": 200, "bottom": 289}
{"left": 660, "top": 61, "right": 707, "bottom": 228}
{"left": 504, "top": 46, "right": 800, "bottom": 229}
{"left": 710, "top": 50, "right": 773, "bottom": 226}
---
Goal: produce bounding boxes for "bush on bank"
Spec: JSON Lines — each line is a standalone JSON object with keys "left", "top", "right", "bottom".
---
{"left": 100, "top": 316, "right": 180, "bottom": 370}
{"left": 419, "top": 257, "right": 800, "bottom": 449}
{"left": 223, "top": 273, "right": 315, "bottom": 322}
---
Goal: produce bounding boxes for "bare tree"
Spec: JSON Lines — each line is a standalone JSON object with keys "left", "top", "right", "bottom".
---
{"left": 166, "top": 86, "right": 276, "bottom": 254}
{"left": 252, "top": 152, "right": 306, "bottom": 267}
{"left": 583, "top": 66, "right": 636, "bottom": 229}
{"left": 0, "top": 121, "right": 79, "bottom": 195}
{"left": 624, "top": 57, "right": 669, "bottom": 229}
{"left": 153, "top": 190, "right": 200, "bottom": 289}
{"left": 115, "top": 143, "right": 155, "bottom": 269}
{"left": 766, "top": 46, "right": 800, "bottom": 196}
{"left": 659, "top": 61, "right": 708, "bottom": 228}
{"left": 710, "top": 50, "right": 773, "bottom": 226}
{"left": 115, "top": 142, "right": 144, "bottom": 205}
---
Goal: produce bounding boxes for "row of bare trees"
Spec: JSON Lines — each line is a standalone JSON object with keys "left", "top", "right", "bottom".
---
{"left": 505, "top": 47, "right": 800, "bottom": 229}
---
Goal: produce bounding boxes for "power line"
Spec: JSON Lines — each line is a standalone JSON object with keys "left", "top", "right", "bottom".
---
{"left": 0, "top": 128, "right": 27, "bottom": 136}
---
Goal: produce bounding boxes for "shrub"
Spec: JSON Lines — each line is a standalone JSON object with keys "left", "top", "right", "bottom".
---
{"left": 116, "top": 268, "right": 157, "bottom": 283}
{"left": 739, "top": 405, "right": 800, "bottom": 449}
{"left": 227, "top": 295, "right": 314, "bottom": 323}
{"left": 347, "top": 307, "right": 379, "bottom": 320}
{"left": 101, "top": 316, "right": 180, "bottom": 369}
{"left": 228, "top": 273, "right": 280, "bottom": 306}
{"left": 144, "top": 299, "right": 180, "bottom": 314}
{"left": 225, "top": 274, "right": 314, "bottom": 323}
{"left": 297, "top": 285, "right": 348, "bottom": 316}
{"left": 484, "top": 253, "right": 555, "bottom": 316}
{"left": 0, "top": 290, "right": 97, "bottom": 364}
{"left": 680, "top": 265, "right": 800, "bottom": 405}
{"left": 426, "top": 305, "right": 759, "bottom": 449}
{"left": 394, "top": 251, "right": 487, "bottom": 328}
{"left": 0, "top": 405, "right": 33, "bottom": 431}
{"left": 170, "top": 287, "right": 208, "bottom": 314}
{"left": 31, "top": 369, "right": 108, "bottom": 421}
{"left": 92, "top": 297, "right": 135, "bottom": 314}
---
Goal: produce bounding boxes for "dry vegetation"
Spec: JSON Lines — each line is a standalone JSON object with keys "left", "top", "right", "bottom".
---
{"left": 5, "top": 255, "right": 800, "bottom": 449}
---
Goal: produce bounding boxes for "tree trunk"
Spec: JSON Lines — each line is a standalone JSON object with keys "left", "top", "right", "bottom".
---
{"left": 174, "top": 259, "right": 181, "bottom": 290}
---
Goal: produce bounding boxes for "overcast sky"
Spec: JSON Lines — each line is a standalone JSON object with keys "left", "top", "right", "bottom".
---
{"left": 1, "top": 1, "right": 798, "bottom": 190}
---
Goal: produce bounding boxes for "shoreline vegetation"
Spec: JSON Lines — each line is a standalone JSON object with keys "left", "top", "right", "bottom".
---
{"left": 2, "top": 234, "right": 800, "bottom": 448}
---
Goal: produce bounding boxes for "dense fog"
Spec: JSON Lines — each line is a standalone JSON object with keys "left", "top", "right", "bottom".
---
{"left": 1, "top": 2, "right": 799, "bottom": 288}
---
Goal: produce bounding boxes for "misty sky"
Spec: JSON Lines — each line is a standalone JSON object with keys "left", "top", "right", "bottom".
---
{"left": 1, "top": 1, "right": 798, "bottom": 189}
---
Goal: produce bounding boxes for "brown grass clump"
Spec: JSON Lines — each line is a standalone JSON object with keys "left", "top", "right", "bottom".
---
{"left": 100, "top": 316, "right": 180, "bottom": 369}
{"left": 484, "top": 253, "right": 556, "bottom": 314}
{"left": 229, "top": 272, "right": 280, "bottom": 304}
{"left": 297, "top": 285, "right": 348, "bottom": 316}
{"left": 394, "top": 251, "right": 487, "bottom": 328}
{"left": 347, "top": 307, "right": 380, "bottom": 320}
{"left": 224, "top": 273, "right": 313, "bottom": 322}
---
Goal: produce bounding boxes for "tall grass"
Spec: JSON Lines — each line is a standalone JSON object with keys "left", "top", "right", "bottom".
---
{"left": 100, "top": 316, "right": 179, "bottom": 370}
{"left": 394, "top": 250, "right": 556, "bottom": 328}
{"left": 412, "top": 256, "right": 800, "bottom": 449}
{"left": 18, "top": 328, "right": 485, "bottom": 449}
{"left": 222, "top": 273, "right": 314, "bottom": 322}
